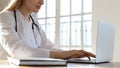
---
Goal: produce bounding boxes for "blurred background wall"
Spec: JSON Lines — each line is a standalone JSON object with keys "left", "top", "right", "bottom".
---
{"left": 0, "top": 0, "right": 10, "bottom": 11}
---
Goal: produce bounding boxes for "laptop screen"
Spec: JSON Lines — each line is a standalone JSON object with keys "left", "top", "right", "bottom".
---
{"left": 96, "top": 20, "right": 115, "bottom": 62}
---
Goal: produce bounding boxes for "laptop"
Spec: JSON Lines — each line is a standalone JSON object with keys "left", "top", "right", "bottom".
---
{"left": 67, "top": 20, "right": 115, "bottom": 64}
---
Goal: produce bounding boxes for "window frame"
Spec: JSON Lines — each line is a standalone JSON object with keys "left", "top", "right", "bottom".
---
{"left": 37, "top": 0, "right": 93, "bottom": 51}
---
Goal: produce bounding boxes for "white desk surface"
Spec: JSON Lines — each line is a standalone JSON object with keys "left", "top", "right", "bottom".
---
{"left": 0, "top": 60, "right": 120, "bottom": 68}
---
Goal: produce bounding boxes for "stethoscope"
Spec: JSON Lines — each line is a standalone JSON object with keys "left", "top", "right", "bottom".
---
{"left": 13, "top": 10, "right": 43, "bottom": 47}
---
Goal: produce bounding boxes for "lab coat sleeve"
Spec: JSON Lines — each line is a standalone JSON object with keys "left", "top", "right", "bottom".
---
{"left": 39, "top": 26, "right": 63, "bottom": 51}
{"left": 33, "top": 18, "right": 54, "bottom": 49}
{"left": 35, "top": 18, "right": 63, "bottom": 51}
{"left": 0, "top": 11, "right": 50, "bottom": 58}
{"left": 39, "top": 27, "right": 55, "bottom": 49}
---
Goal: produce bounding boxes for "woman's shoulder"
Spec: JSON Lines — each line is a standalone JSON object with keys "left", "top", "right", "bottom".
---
{"left": 0, "top": 10, "right": 13, "bottom": 17}
{"left": 0, "top": 10, "right": 14, "bottom": 21}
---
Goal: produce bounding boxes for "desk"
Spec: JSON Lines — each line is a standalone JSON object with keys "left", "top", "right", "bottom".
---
{"left": 0, "top": 60, "right": 120, "bottom": 68}
{"left": 67, "top": 62, "right": 120, "bottom": 68}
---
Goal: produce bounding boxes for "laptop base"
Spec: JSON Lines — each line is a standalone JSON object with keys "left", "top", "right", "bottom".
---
{"left": 67, "top": 58, "right": 109, "bottom": 64}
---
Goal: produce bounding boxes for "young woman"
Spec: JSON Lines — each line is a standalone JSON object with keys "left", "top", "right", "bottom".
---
{"left": 0, "top": 0, "right": 95, "bottom": 59}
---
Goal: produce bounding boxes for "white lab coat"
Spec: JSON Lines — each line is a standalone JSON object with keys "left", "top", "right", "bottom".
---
{"left": 0, "top": 10, "right": 56, "bottom": 59}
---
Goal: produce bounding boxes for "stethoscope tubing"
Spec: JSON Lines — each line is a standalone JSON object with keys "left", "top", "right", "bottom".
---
{"left": 13, "top": 10, "right": 43, "bottom": 48}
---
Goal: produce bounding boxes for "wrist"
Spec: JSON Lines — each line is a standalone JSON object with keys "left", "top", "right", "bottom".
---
{"left": 50, "top": 51, "right": 61, "bottom": 58}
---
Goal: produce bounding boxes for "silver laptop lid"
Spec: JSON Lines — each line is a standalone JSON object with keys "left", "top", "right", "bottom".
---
{"left": 96, "top": 20, "right": 115, "bottom": 62}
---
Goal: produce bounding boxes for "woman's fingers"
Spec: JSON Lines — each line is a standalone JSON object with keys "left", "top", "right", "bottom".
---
{"left": 72, "top": 50, "right": 96, "bottom": 58}
{"left": 59, "top": 50, "right": 96, "bottom": 59}
{"left": 87, "top": 52, "right": 96, "bottom": 58}
{"left": 81, "top": 50, "right": 96, "bottom": 58}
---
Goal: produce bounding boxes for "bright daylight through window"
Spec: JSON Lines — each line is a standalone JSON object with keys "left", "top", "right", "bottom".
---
{"left": 36, "top": 0, "right": 92, "bottom": 52}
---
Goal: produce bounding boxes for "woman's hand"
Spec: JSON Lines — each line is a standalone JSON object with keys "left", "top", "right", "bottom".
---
{"left": 50, "top": 50, "right": 96, "bottom": 59}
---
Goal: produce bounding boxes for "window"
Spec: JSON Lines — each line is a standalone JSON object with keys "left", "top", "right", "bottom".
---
{"left": 37, "top": 0, "right": 92, "bottom": 52}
